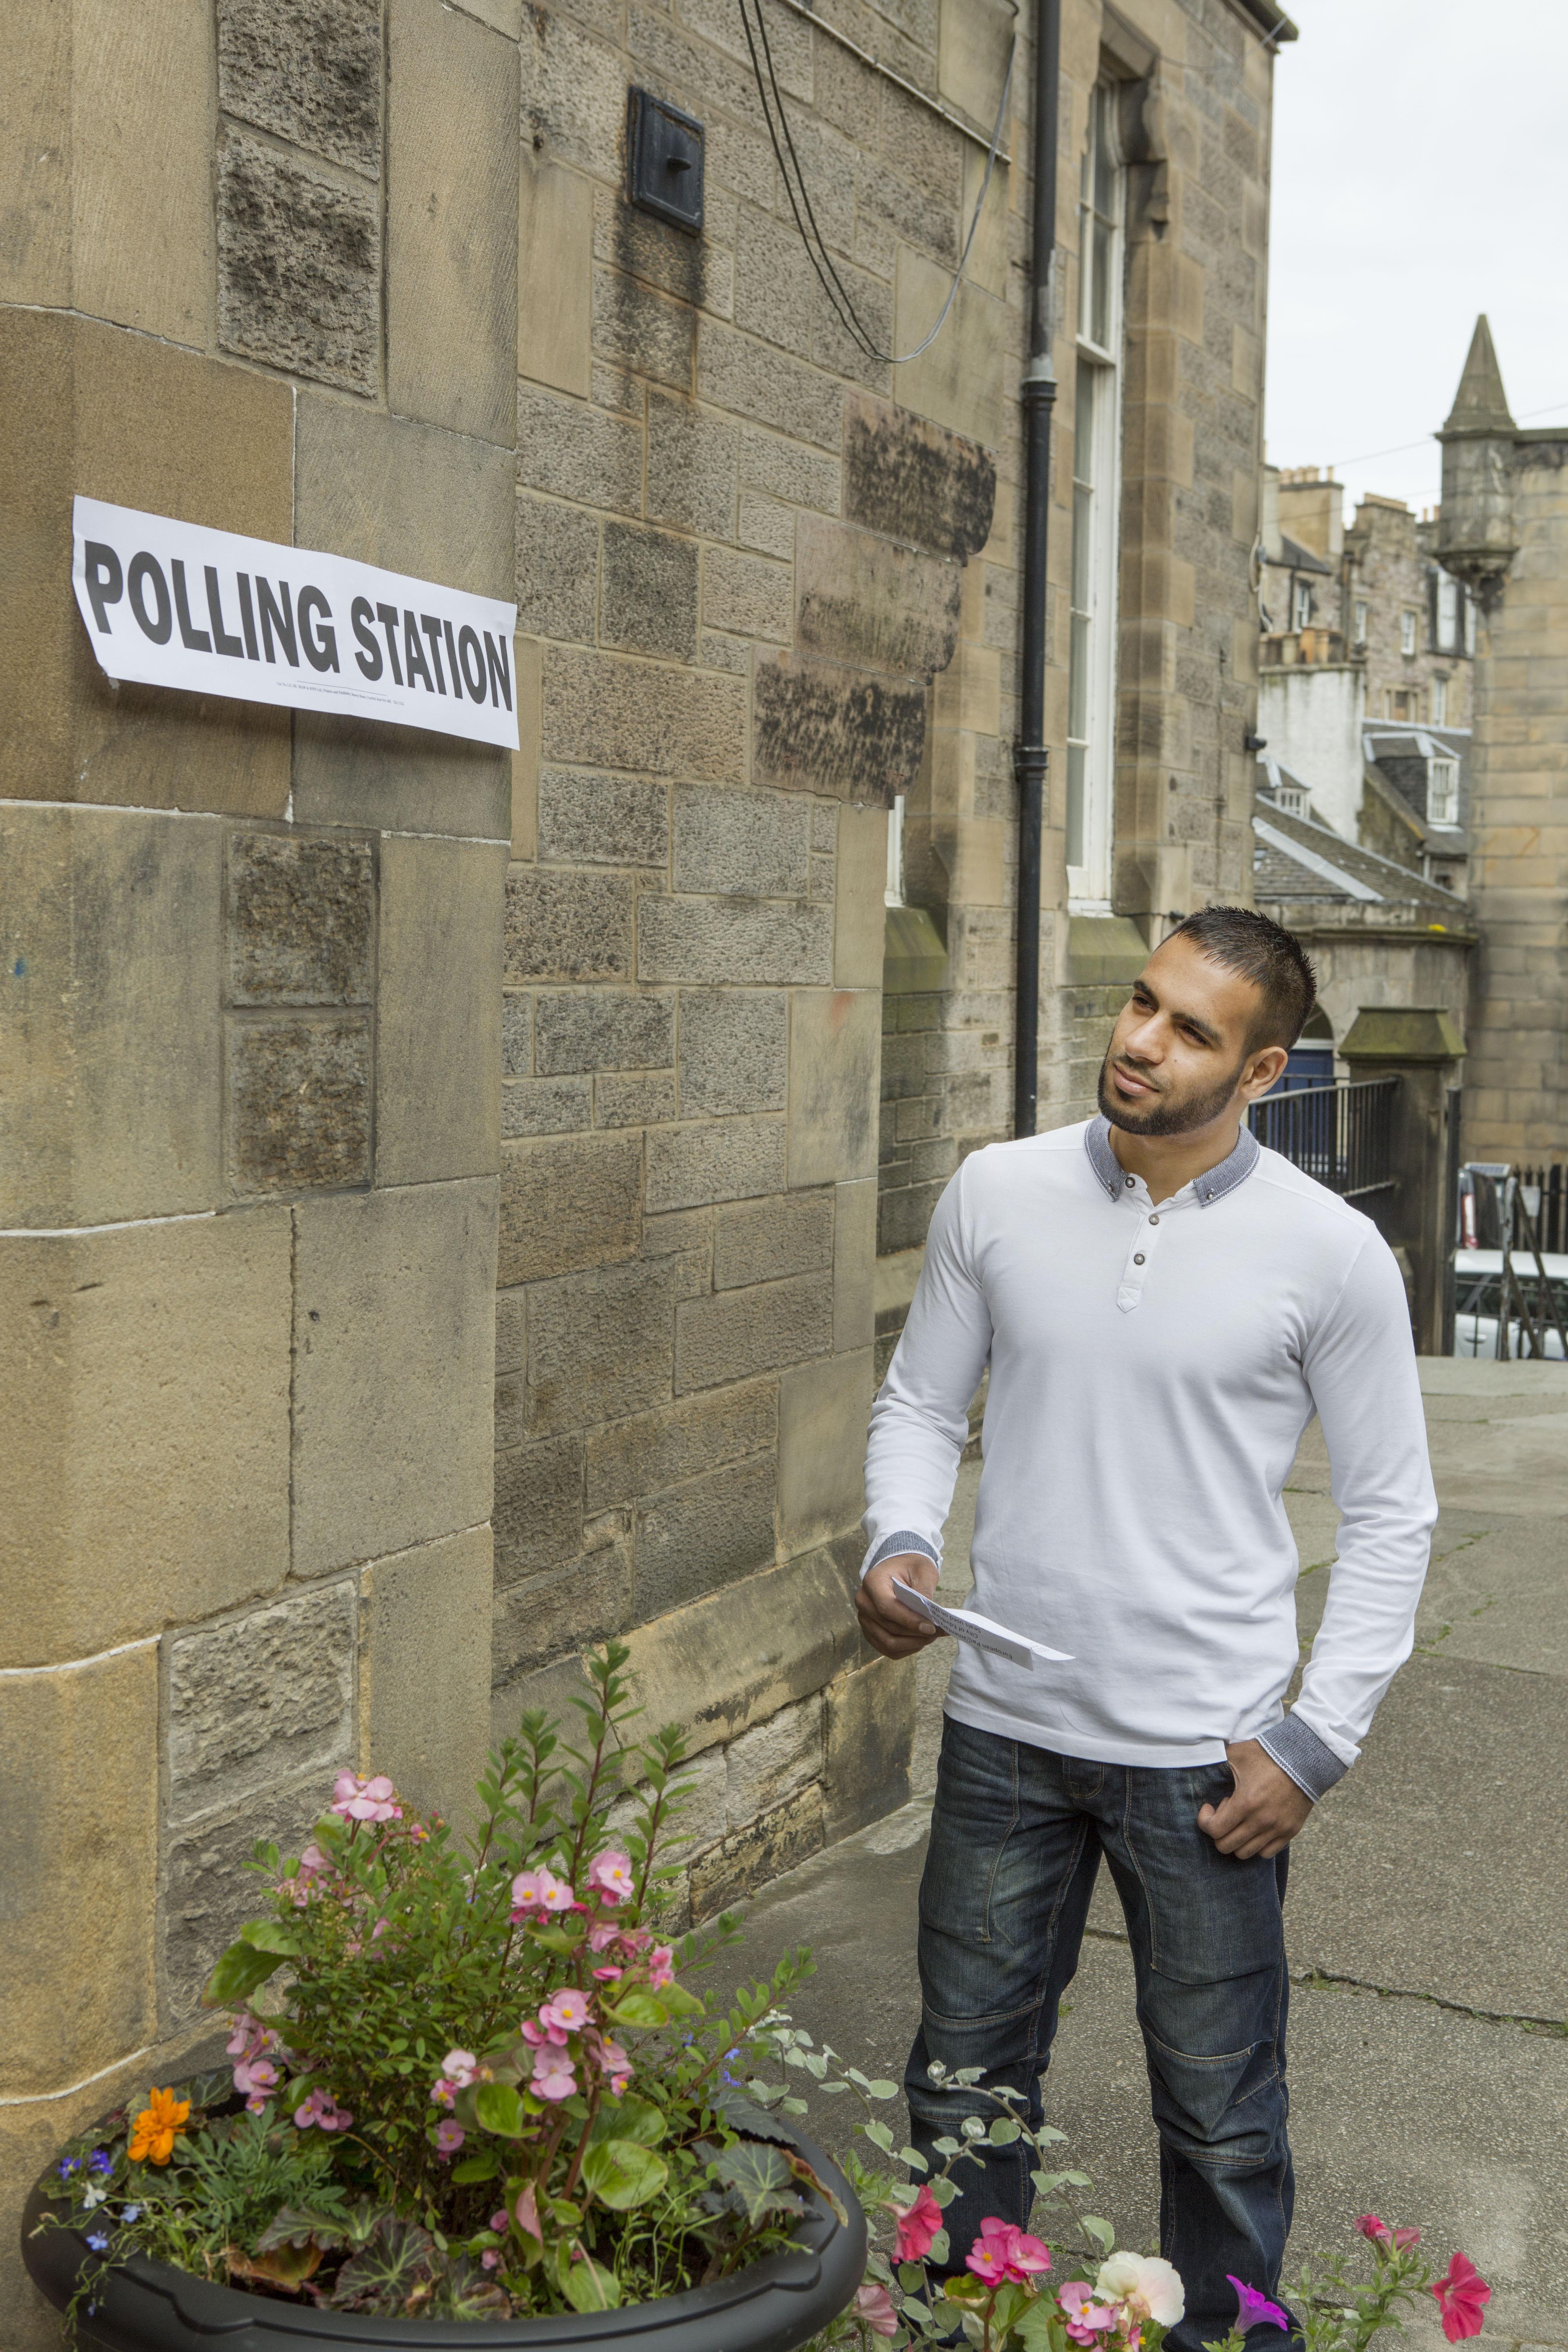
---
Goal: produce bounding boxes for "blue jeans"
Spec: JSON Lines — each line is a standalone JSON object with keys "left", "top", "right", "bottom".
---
{"left": 908, "top": 1719, "right": 1294, "bottom": 2352}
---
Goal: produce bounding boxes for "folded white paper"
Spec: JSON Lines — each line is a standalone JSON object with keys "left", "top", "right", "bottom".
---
{"left": 892, "top": 1579, "right": 1074, "bottom": 1669}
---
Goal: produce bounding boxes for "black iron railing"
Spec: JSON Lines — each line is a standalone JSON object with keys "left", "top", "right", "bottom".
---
{"left": 1249, "top": 1076, "right": 1399, "bottom": 1198}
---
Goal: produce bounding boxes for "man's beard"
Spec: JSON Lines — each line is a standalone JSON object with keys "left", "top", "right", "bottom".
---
{"left": 1097, "top": 1047, "right": 1249, "bottom": 1137}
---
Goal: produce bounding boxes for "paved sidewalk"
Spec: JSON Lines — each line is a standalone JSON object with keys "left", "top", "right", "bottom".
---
{"left": 733, "top": 1361, "right": 1568, "bottom": 2347}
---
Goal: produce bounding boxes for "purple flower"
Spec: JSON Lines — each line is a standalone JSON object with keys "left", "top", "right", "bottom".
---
{"left": 87, "top": 2151, "right": 113, "bottom": 2177}
{"left": 56, "top": 2157, "right": 81, "bottom": 2180}
{"left": 121, "top": 2205, "right": 141, "bottom": 2225}
{"left": 1228, "top": 2276, "right": 1290, "bottom": 2335}
{"left": 85, "top": 2232, "right": 110, "bottom": 2254}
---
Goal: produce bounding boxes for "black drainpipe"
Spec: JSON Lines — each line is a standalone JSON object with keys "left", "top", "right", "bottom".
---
{"left": 1013, "top": 0, "right": 1061, "bottom": 1138}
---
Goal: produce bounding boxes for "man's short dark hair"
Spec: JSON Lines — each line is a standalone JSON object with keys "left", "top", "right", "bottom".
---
{"left": 1165, "top": 905, "right": 1318, "bottom": 1051}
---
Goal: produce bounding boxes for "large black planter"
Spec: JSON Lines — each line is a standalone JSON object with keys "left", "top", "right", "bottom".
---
{"left": 22, "top": 2129, "right": 866, "bottom": 2352}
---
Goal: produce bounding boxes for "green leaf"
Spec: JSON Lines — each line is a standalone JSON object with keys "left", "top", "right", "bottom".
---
{"left": 451, "top": 2152, "right": 501, "bottom": 2184}
{"left": 526, "top": 1925, "right": 580, "bottom": 1955}
{"left": 564, "top": 2254, "right": 622, "bottom": 2311}
{"left": 928, "top": 2227, "right": 950, "bottom": 2269}
{"left": 591, "top": 2095, "right": 666, "bottom": 2148}
{"left": 658, "top": 1982, "right": 704, "bottom": 2018}
{"left": 474, "top": 2084, "right": 529, "bottom": 2139}
{"left": 930, "top": 2176, "right": 961, "bottom": 2207}
{"left": 1082, "top": 2215, "right": 1116, "bottom": 2253}
{"left": 239, "top": 1919, "right": 303, "bottom": 1956}
{"left": 988, "top": 2118, "right": 1022, "bottom": 2145}
{"left": 201, "top": 1938, "right": 283, "bottom": 2007}
{"left": 600, "top": 1990, "right": 670, "bottom": 2029}
{"left": 863, "top": 2119, "right": 895, "bottom": 2153}
{"left": 933, "top": 2136, "right": 962, "bottom": 2157}
{"left": 866, "top": 2079, "right": 899, "bottom": 2099}
{"left": 580, "top": 2138, "right": 669, "bottom": 2211}
{"left": 899, "top": 2263, "right": 927, "bottom": 2292}
{"left": 899, "top": 2145, "right": 930, "bottom": 2170}
{"left": 712, "top": 2141, "right": 805, "bottom": 2227}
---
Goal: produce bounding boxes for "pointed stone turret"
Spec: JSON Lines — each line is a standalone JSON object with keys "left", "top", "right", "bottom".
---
{"left": 1437, "top": 314, "right": 1518, "bottom": 608}
{"left": 1443, "top": 315, "right": 1515, "bottom": 437}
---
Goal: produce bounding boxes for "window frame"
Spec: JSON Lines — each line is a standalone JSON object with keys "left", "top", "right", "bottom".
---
{"left": 1292, "top": 578, "right": 1312, "bottom": 632}
{"left": 1400, "top": 609, "right": 1418, "bottom": 657}
{"left": 1427, "top": 756, "right": 1460, "bottom": 827}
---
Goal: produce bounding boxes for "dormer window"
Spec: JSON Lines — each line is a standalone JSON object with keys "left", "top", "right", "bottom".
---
{"left": 1427, "top": 757, "right": 1460, "bottom": 826}
{"left": 1292, "top": 579, "right": 1311, "bottom": 630}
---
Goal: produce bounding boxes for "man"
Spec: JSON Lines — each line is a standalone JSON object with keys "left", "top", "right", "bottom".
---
{"left": 858, "top": 906, "right": 1434, "bottom": 2351}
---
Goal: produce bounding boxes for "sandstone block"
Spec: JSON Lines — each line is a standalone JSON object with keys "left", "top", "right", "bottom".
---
{"left": 676, "top": 1272, "right": 834, "bottom": 1391}
{"left": 0, "top": 1642, "right": 158, "bottom": 2098}
{"left": 495, "top": 1432, "right": 585, "bottom": 1582}
{"left": 496, "top": 1285, "right": 527, "bottom": 1375}
{"left": 646, "top": 1115, "right": 787, "bottom": 1212}
{"left": 738, "top": 491, "right": 797, "bottom": 560}
{"left": 527, "top": 1257, "right": 677, "bottom": 1436}
{"left": 168, "top": 1579, "right": 357, "bottom": 1826}
{"left": 502, "top": 991, "right": 534, "bottom": 1077}
{"left": 514, "top": 635, "right": 541, "bottom": 857}
{"left": 835, "top": 803, "right": 889, "bottom": 987}
{"left": 691, "top": 1784, "right": 824, "bottom": 1917}
{"left": 0, "top": 312, "right": 292, "bottom": 816}
{"left": 543, "top": 648, "right": 747, "bottom": 781}
{"left": 639, "top": 896, "right": 833, "bottom": 985}
{"left": 296, "top": 394, "right": 519, "bottom": 597}
{"left": 593, "top": 181, "right": 732, "bottom": 316}
{"left": 227, "top": 1013, "right": 372, "bottom": 1196}
{"left": 218, "top": 128, "right": 380, "bottom": 394}
{"left": 377, "top": 835, "right": 505, "bottom": 1186}
{"left": 789, "top": 989, "right": 881, "bottom": 1186}
{"left": 598, "top": 1071, "right": 679, "bottom": 1127}
{"left": 539, "top": 769, "right": 669, "bottom": 870}
{"left": 733, "top": 200, "right": 815, "bottom": 359}
{"left": 834, "top": 1176, "right": 877, "bottom": 1352}
{"left": 633, "top": 1452, "right": 778, "bottom": 1621}
{"left": 499, "top": 1130, "right": 641, "bottom": 1283}
{"left": 616, "top": 1539, "right": 861, "bottom": 1758}
{"left": 725, "top": 1693, "right": 824, "bottom": 1830}
{"left": 519, "top": 6, "right": 626, "bottom": 174}
{"left": 163, "top": 1772, "right": 325, "bottom": 2020}
{"left": 502, "top": 1075, "right": 592, "bottom": 1136}
{"left": 672, "top": 784, "right": 812, "bottom": 897}
{"left": 520, "top": 157, "right": 593, "bottom": 397}
{"left": 641, "top": 1206, "right": 714, "bottom": 1259}
{"left": 517, "top": 495, "right": 600, "bottom": 641}
{"left": 703, "top": 546, "right": 795, "bottom": 641}
{"left": 739, "top": 428, "right": 842, "bottom": 514}
{"left": 585, "top": 1378, "right": 777, "bottom": 1511}
{"left": 595, "top": 265, "right": 694, "bottom": 393}
{"left": 361, "top": 1526, "right": 493, "bottom": 1823}
{"left": 518, "top": 385, "right": 644, "bottom": 517}
{"left": 698, "top": 319, "right": 840, "bottom": 449}
{"left": 892, "top": 256, "right": 1005, "bottom": 450}
{"left": 795, "top": 514, "right": 962, "bottom": 674}
{"left": 294, "top": 718, "right": 512, "bottom": 844}
{"left": 823, "top": 1655, "right": 917, "bottom": 1838}
{"left": 0, "top": 804, "right": 224, "bottom": 1225}
{"left": 715, "top": 1189, "right": 834, "bottom": 1289}
{"left": 292, "top": 1177, "right": 498, "bottom": 1575}
{"left": 227, "top": 830, "right": 373, "bottom": 1006}
{"left": 218, "top": 0, "right": 382, "bottom": 172}
{"left": 535, "top": 989, "right": 675, "bottom": 1074}
{"left": 778, "top": 1346, "right": 873, "bottom": 1550}
{"left": 496, "top": 1371, "right": 526, "bottom": 1449}
{"left": 647, "top": 392, "right": 739, "bottom": 538}
{"left": 387, "top": 0, "right": 518, "bottom": 444}
{"left": 1, "top": 1211, "right": 291, "bottom": 1666}
{"left": 601, "top": 522, "right": 701, "bottom": 660}
{"left": 504, "top": 866, "right": 634, "bottom": 983}
{"left": 753, "top": 650, "right": 927, "bottom": 802}
{"left": 494, "top": 1542, "right": 632, "bottom": 1683}
{"left": 841, "top": 389, "right": 996, "bottom": 560}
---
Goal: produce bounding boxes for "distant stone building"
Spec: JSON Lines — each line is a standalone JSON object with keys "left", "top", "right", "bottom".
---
{"left": 1439, "top": 316, "right": 1568, "bottom": 1157}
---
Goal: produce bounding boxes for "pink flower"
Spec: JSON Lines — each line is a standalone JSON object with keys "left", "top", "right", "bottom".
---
{"left": 519, "top": 2019, "right": 544, "bottom": 2047}
{"left": 510, "top": 1864, "right": 574, "bottom": 1919}
{"left": 539, "top": 1991, "right": 590, "bottom": 2038}
{"left": 588, "top": 1850, "right": 635, "bottom": 1904}
{"left": 588, "top": 1922, "right": 621, "bottom": 1953}
{"left": 233, "top": 2058, "right": 279, "bottom": 2111}
{"left": 1356, "top": 2216, "right": 1421, "bottom": 2255}
{"left": 967, "top": 2217, "right": 1051, "bottom": 2285}
{"left": 647, "top": 1944, "right": 676, "bottom": 1990}
{"left": 1432, "top": 2254, "right": 1490, "bottom": 2344}
{"left": 893, "top": 2183, "right": 943, "bottom": 2263}
{"left": 530, "top": 2047, "right": 577, "bottom": 2103}
{"left": 430, "top": 2078, "right": 457, "bottom": 2109}
{"left": 853, "top": 2282, "right": 900, "bottom": 2337}
{"left": 600, "top": 2039, "right": 633, "bottom": 2094}
{"left": 490, "top": 2210, "right": 510, "bottom": 2234}
{"left": 593, "top": 1965, "right": 623, "bottom": 1982}
{"left": 1227, "top": 2276, "right": 1290, "bottom": 2334}
{"left": 330, "top": 1770, "right": 402, "bottom": 1824}
{"left": 442, "top": 2049, "right": 479, "bottom": 2087}
{"left": 1061, "top": 2284, "right": 1116, "bottom": 2344}
{"left": 434, "top": 2118, "right": 465, "bottom": 2156}
{"left": 480, "top": 2250, "right": 499, "bottom": 2270}
{"left": 294, "top": 2089, "right": 352, "bottom": 2132}
{"left": 514, "top": 2184, "right": 542, "bottom": 2241}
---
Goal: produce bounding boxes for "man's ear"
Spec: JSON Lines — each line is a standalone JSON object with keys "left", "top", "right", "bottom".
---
{"left": 1240, "top": 1043, "right": 1289, "bottom": 1101}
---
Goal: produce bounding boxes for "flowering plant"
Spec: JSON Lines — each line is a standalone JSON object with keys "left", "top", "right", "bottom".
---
{"left": 34, "top": 1644, "right": 837, "bottom": 2325}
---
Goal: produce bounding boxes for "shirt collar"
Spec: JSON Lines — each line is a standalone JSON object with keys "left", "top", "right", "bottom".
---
{"left": 1084, "top": 1114, "right": 1259, "bottom": 1208}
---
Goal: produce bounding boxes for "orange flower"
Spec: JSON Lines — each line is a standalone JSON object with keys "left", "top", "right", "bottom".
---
{"left": 128, "top": 2087, "right": 190, "bottom": 2167}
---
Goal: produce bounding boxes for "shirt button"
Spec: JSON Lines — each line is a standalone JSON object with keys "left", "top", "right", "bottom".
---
{"left": 1134, "top": 1252, "right": 1146, "bottom": 1265}
{"left": 1148, "top": 1215, "right": 1160, "bottom": 1225}
{"left": 1125, "top": 1175, "right": 1134, "bottom": 1187}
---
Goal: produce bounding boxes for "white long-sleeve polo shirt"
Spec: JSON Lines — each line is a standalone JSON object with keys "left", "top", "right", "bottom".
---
{"left": 862, "top": 1115, "right": 1437, "bottom": 1798}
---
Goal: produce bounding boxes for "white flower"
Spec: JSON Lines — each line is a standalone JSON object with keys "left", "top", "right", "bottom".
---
{"left": 1097, "top": 2252, "right": 1185, "bottom": 2328}
{"left": 80, "top": 2183, "right": 110, "bottom": 2211}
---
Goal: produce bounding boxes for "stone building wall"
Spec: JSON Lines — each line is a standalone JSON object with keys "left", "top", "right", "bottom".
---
{"left": 1345, "top": 494, "right": 1473, "bottom": 731}
{"left": 1, "top": 4, "right": 519, "bottom": 2341}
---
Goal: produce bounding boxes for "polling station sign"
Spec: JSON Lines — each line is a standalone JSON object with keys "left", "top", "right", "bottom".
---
{"left": 71, "top": 496, "right": 519, "bottom": 749}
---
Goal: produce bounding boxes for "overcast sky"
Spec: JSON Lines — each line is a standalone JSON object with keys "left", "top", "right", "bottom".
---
{"left": 1264, "top": 0, "right": 1568, "bottom": 523}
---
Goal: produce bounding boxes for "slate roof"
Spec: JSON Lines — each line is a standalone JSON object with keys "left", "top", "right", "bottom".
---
{"left": 1252, "top": 769, "right": 1461, "bottom": 914}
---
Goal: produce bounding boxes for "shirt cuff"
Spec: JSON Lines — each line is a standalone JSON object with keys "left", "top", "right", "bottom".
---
{"left": 861, "top": 1530, "right": 941, "bottom": 1582}
{"left": 1256, "top": 1713, "right": 1349, "bottom": 1804}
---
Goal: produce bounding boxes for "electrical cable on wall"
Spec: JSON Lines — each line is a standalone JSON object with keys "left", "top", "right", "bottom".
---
{"left": 735, "top": 0, "right": 1017, "bottom": 367}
